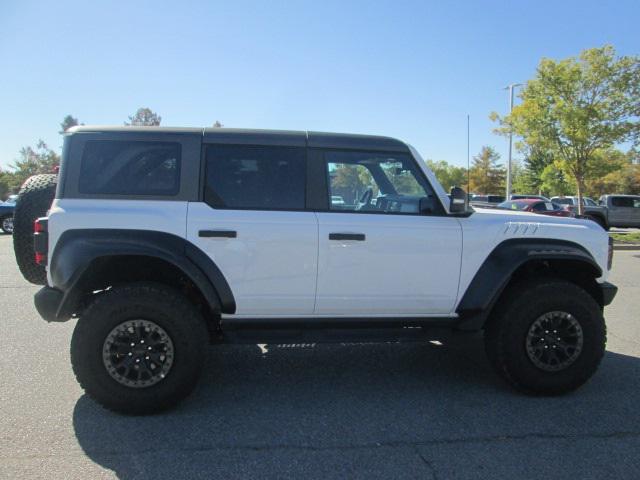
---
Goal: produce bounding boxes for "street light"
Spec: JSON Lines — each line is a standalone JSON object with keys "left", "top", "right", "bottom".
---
{"left": 504, "top": 83, "right": 522, "bottom": 199}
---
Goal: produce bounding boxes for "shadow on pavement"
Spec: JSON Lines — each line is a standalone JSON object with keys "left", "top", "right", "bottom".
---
{"left": 73, "top": 336, "right": 640, "bottom": 479}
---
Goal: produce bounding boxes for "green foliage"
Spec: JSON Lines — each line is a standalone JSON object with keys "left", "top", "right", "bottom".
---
{"left": 492, "top": 45, "right": 640, "bottom": 212}
{"left": 588, "top": 149, "right": 640, "bottom": 195}
{"left": 125, "top": 107, "right": 162, "bottom": 126}
{"left": 383, "top": 164, "right": 426, "bottom": 196}
{"left": 426, "top": 160, "right": 468, "bottom": 191}
{"left": 515, "top": 142, "right": 554, "bottom": 193}
{"left": 0, "top": 140, "right": 59, "bottom": 196}
{"left": 0, "top": 169, "right": 17, "bottom": 199}
{"left": 331, "top": 164, "right": 375, "bottom": 204}
{"left": 468, "top": 146, "right": 505, "bottom": 194}
{"left": 59, "top": 115, "right": 80, "bottom": 133}
{"left": 12, "top": 140, "right": 59, "bottom": 181}
{"left": 540, "top": 162, "right": 573, "bottom": 196}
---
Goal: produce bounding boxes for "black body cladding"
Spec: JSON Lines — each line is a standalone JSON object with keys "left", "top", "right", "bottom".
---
{"left": 46, "top": 229, "right": 236, "bottom": 321}
{"left": 456, "top": 238, "right": 615, "bottom": 330}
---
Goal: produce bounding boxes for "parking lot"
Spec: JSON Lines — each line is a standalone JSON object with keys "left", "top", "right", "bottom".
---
{"left": 0, "top": 235, "right": 639, "bottom": 479}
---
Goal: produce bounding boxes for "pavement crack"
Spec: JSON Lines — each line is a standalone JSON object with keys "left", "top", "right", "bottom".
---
{"left": 414, "top": 445, "right": 439, "bottom": 480}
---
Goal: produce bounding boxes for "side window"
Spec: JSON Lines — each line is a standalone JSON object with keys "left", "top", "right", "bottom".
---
{"left": 611, "top": 197, "right": 634, "bottom": 207}
{"left": 79, "top": 141, "right": 181, "bottom": 195}
{"left": 325, "top": 151, "right": 439, "bottom": 214}
{"left": 327, "top": 163, "right": 380, "bottom": 209}
{"left": 531, "top": 202, "right": 546, "bottom": 212}
{"left": 205, "top": 145, "right": 306, "bottom": 210}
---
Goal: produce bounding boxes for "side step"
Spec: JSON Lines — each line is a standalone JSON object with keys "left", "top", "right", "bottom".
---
{"left": 220, "top": 316, "right": 459, "bottom": 344}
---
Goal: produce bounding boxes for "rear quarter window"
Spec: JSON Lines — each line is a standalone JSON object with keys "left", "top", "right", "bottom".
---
{"left": 78, "top": 140, "right": 181, "bottom": 195}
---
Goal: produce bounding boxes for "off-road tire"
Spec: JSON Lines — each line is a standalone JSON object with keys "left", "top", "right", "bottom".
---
{"left": 485, "top": 279, "right": 606, "bottom": 395}
{"left": 13, "top": 174, "right": 57, "bottom": 284}
{"left": 71, "top": 282, "right": 209, "bottom": 415}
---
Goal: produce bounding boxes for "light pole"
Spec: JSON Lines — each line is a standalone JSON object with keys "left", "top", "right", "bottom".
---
{"left": 504, "top": 83, "right": 522, "bottom": 199}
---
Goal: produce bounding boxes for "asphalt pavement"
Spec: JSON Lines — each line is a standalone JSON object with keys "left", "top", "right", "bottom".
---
{"left": 1, "top": 235, "right": 639, "bottom": 479}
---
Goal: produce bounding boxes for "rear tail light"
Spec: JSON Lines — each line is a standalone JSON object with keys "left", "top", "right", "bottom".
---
{"left": 35, "top": 251, "right": 47, "bottom": 265}
{"left": 34, "top": 218, "right": 46, "bottom": 233}
{"left": 34, "top": 218, "right": 49, "bottom": 266}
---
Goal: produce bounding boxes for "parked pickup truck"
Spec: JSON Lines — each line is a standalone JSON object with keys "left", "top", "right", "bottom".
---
{"left": 551, "top": 196, "right": 609, "bottom": 230}
{"left": 599, "top": 195, "right": 640, "bottom": 228}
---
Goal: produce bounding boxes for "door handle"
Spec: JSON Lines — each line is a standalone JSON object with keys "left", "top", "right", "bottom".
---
{"left": 329, "top": 233, "right": 365, "bottom": 241}
{"left": 199, "top": 230, "right": 237, "bottom": 238}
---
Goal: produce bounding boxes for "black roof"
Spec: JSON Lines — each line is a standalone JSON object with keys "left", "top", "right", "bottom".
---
{"left": 68, "top": 126, "right": 409, "bottom": 152}
{"left": 203, "top": 128, "right": 409, "bottom": 152}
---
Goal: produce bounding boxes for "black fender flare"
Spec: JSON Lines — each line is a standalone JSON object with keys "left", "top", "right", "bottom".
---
{"left": 455, "top": 238, "right": 602, "bottom": 330}
{"left": 49, "top": 229, "right": 236, "bottom": 320}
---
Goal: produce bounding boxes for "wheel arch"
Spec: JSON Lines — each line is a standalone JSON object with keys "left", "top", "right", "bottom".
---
{"left": 456, "top": 238, "right": 603, "bottom": 331}
{"left": 50, "top": 229, "right": 236, "bottom": 321}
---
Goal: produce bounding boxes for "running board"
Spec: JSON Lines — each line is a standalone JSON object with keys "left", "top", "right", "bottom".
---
{"left": 219, "top": 316, "right": 459, "bottom": 344}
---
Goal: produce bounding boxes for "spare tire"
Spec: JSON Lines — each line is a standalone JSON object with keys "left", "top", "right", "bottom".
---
{"left": 13, "top": 174, "right": 57, "bottom": 285}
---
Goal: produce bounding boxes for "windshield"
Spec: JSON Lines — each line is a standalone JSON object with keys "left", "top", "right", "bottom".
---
{"left": 498, "top": 200, "right": 529, "bottom": 210}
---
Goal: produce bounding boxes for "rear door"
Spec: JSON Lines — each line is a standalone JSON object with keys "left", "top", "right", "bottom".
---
{"left": 609, "top": 196, "right": 636, "bottom": 227}
{"left": 313, "top": 149, "right": 462, "bottom": 316}
{"left": 187, "top": 142, "right": 318, "bottom": 316}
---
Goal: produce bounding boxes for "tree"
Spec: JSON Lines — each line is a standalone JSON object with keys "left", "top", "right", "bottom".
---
{"left": 59, "top": 115, "right": 81, "bottom": 134}
{"left": 468, "top": 146, "right": 505, "bottom": 194}
{"left": 426, "top": 160, "right": 468, "bottom": 191}
{"left": 125, "top": 108, "right": 161, "bottom": 126}
{"left": 492, "top": 46, "right": 640, "bottom": 213}
{"left": 513, "top": 142, "right": 554, "bottom": 194}
{"left": 0, "top": 169, "right": 18, "bottom": 199}
{"left": 8, "top": 140, "right": 59, "bottom": 188}
{"left": 540, "top": 162, "right": 573, "bottom": 196}
{"left": 212, "top": 121, "right": 224, "bottom": 128}
{"left": 588, "top": 149, "right": 640, "bottom": 195}
{"left": 331, "top": 164, "right": 373, "bottom": 204}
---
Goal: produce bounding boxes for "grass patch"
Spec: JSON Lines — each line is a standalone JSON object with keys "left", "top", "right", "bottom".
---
{"left": 610, "top": 232, "right": 640, "bottom": 244}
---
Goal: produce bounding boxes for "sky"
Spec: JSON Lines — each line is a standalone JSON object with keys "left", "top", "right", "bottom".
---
{"left": 0, "top": 0, "right": 638, "bottom": 170}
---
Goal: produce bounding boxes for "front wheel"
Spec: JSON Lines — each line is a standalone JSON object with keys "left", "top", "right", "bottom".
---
{"left": 71, "top": 282, "right": 209, "bottom": 414}
{"left": 485, "top": 279, "right": 606, "bottom": 395}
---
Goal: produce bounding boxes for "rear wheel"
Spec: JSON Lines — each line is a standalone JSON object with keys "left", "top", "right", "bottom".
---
{"left": 485, "top": 279, "right": 606, "bottom": 395}
{"left": 71, "top": 282, "right": 209, "bottom": 414}
{"left": 12, "top": 174, "right": 57, "bottom": 284}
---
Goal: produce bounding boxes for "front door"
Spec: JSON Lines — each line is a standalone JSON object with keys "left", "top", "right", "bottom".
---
{"left": 314, "top": 149, "right": 462, "bottom": 316}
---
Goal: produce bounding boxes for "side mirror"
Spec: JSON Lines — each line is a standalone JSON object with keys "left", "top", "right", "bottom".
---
{"left": 449, "top": 186, "right": 467, "bottom": 213}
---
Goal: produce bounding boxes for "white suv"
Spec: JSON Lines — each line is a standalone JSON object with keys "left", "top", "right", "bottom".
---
{"left": 23, "top": 126, "right": 616, "bottom": 414}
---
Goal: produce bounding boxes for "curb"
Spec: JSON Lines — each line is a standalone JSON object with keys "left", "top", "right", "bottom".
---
{"left": 613, "top": 244, "right": 640, "bottom": 251}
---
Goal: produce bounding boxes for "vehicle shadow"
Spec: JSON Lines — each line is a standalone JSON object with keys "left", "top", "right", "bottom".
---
{"left": 73, "top": 336, "right": 640, "bottom": 479}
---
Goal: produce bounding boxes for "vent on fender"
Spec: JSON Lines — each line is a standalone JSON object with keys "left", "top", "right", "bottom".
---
{"left": 503, "top": 222, "right": 542, "bottom": 236}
